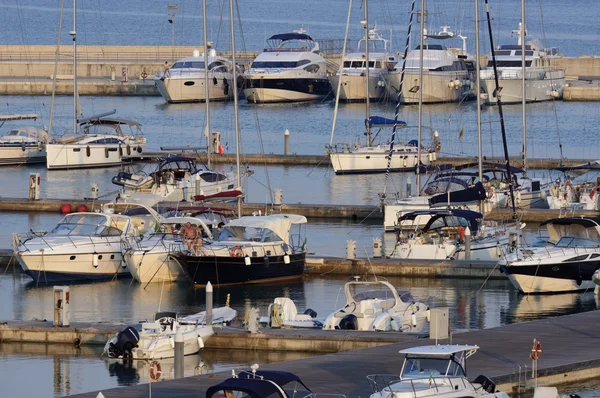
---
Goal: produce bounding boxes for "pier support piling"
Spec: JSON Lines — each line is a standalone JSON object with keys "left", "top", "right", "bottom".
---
{"left": 174, "top": 331, "right": 184, "bottom": 379}
{"left": 206, "top": 281, "right": 213, "bottom": 325}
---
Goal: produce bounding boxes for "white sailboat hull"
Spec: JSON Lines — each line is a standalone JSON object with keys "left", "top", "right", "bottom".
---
{"left": 386, "top": 70, "right": 473, "bottom": 103}
{"left": 46, "top": 143, "right": 145, "bottom": 169}
{"left": 330, "top": 146, "right": 432, "bottom": 174}
{"left": 0, "top": 146, "right": 46, "bottom": 165}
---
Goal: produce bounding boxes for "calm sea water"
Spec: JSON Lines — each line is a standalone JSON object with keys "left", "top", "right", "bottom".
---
{"left": 0, "top": 0, "right": 598, "bottom": 56}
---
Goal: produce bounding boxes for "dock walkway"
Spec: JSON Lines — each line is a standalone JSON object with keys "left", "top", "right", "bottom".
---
{"left": 71, "top": 310, "right": 600, "bottom": 397}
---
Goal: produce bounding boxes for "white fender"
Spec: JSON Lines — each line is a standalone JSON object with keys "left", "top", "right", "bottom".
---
{"left": 372, "top": 312, "right": 392, "bottom": 331}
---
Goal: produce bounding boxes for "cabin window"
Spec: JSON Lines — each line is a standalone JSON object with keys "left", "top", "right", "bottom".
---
{"left": 70, "top": 256, "right": 76, "bottom": 260}
{"left": 184, "top": 81, "right": 195, "bottom": 86}
{"left": 171, "top": 61, "right": 205, "bottom": 69}
{"left": 590, "top": 253, "right": 600, "bottom": 259}
{"left": 564, "top": 254, "right": 590, "bottom": 262}
{"left": 304, "top": 64, "right": 320, "bottom": 73}
{"left": 73, "top": 148, "right": 81, "bottom": 152}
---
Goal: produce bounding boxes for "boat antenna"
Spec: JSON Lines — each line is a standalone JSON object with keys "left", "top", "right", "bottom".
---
{"left": 229, "top": 0, "right": 242, "bottom": 218}
{"left": 328, "top": 0, "right": 353, "bottom": 148}
{"left": 484, "top": 0, "right": 518, "bottom": 219}
{"left": 202, "top": 0, "right": 212, "bottom": 169}
{"left": 381, "top": 0, "right": 417, "bottom": 198}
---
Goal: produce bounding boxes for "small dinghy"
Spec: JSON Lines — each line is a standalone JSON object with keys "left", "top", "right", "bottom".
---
{"left": 180, "top": 306, "right": 237, "bottom": 325}
{"left": 261, "top": 297, "right": 323, "bottom": 328}
{"left": 103, "top": 311, "right": 215, "bottom": 360}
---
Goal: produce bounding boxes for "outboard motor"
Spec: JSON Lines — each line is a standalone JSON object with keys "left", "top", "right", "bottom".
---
{"left": 338, "top": 314, "right": 358, "bottom": 330}
{"left": 108, "top": 326, "right": 140, "bottom": 358}
{"left": 303, "top": 308, "right": 317, "bottom": 319}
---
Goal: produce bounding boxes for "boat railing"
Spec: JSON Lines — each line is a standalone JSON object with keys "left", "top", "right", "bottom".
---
{"left": 367, "top": 374, "right": 468, "bottom": 397}
{"left": 513, "top": 244, "right": 600, "bottom": 262}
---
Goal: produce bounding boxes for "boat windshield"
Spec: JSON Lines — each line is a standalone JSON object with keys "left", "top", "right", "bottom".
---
{"left": 172, "top": 61, "right": 204, "bottom": 69}
{"left": 48, "top": 214, "right": 120, "bottom": 237}
{"left": 427, "top": 216, "right": 470, "bottom": 231}
{"left": 402, "top": 356, "right": 465, "bottom": 379}
{"left": 217, "top": 226, "right": 282, "bottom": 243}
{"left": 347, "top": 283, "right": 397, "bottom": 302}
{"left": 555, "top": 237, "right": 600, "bottom": 248}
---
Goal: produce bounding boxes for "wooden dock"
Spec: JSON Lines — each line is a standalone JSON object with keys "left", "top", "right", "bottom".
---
{"left": 71, "top": 310, "right": 600, "bottom": 397}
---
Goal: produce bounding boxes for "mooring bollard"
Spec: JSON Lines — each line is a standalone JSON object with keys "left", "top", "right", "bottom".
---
{"left": 206, "top": 281, "right": 213, "bottom": 325}
{"left": 174, "top": 331, "right": 184, "bottom": 379}
{"left": 284, "top": 129, "right": 290, "bottom": 155}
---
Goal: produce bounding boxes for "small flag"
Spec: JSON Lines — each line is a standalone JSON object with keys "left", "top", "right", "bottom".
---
{"left": 429, "top": 374, "right": 433, "bottom": 386}
{"left": 458, "top": 128, "right": 464, "bottom": 139}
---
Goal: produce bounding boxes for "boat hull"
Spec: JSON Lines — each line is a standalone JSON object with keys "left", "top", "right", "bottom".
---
{"left": 386, "top": 70, "right": 473, "bottom": 103}
{"left": 243, "top": 77, "right": 331, "bottom": 103}
{"left": 0, "top": 146, "right": 46, "bottom": 165}
{"left": 329, "top": 74, "right": 386, "bottom": 102}
{"left": 125, "top": 249, "right": 185, "bottom": 283}
{"left": 46, "top": 143, "right": 145, "bottom": 169}
{"left": 175, "top": 252, "right": 306, "bottom": 286}
{"left": 501, "top": 259, "right": 600, "bottom": 293}
{"left": 330, "top": 149, "right": 431, "bottom": 175}
{"left": 155, "top": 74, "right": 234, "bottom": 103}
{"left": 132, "top": 325, "right": 214, "bottom": 360}
{"left": 482, "top": 71, "right": 565, "bottom": 104}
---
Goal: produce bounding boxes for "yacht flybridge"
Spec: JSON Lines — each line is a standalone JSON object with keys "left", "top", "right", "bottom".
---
{"left": 480, "top": 23, "right": 565, "bottom": 104}
{"left": 155, "top": 49, "right": 239, "bottom": 103}
{"left": 243, "top": 29, "right": 331, "bottom": 103}
{"left": 330, "top": 25, "right": 396, "bottom": 102}
{"left": 386, "top": 26, "right": 475, "bottom": 104}
{"left": 368, "top": 345, "right": 509, "bottom": 398}
{"left": 0, "top": 114, "right": 49, "bottom": 165}
{"left": 46, "top": 111, "right": 146, "bottom": 170}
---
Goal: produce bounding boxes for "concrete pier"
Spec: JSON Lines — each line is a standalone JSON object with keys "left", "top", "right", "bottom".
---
{"left": 69, "top": 310, "right": 600, "bottom": 397}
{"left": 564, "top": 79, "right": 600, "bottom": 101}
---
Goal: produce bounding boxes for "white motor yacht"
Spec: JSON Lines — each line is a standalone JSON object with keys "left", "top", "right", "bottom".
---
{"left": 386, "top": 27, "right": 474, "bottom": 104}
{"left": 243, "top": 29, "right": 331, "bottom": 103}
{"left": 500, "top": 217, "right": 600, "bottom": 294}
{"left": 173, "top": 214, "right": 308, "bottom": 286}
{"left": 390, "top": 209, "right": 519, "bottom": 261}
{"left": 156, "top": 49, "right": 239, "bottom": 103}
{"left": 0, "top": 114, "right": 49, "bottom": 165}
{"left": 368, "top": 345, "right": 509, "bottom": 398}
{"left": 114, "top": 155, "right": 246, "bottom": 207}
{"left": 15, "top": 204, "right": 161, "bottom": 283}
{"left": 323, "top": 279, "right": 429, "bottom": 332}
{"left": 480, "top": 23, "right": 565, "bottom": 104}
{"left": 104, "top": 311, "right": 214, "bottom": 360}
{"left": 124, "top": 216, "right": 213, "bottom": 284}
{"left": 330, "top": 25, "right": 396, "bottom": 102}
{"left": 46, "top": 112, "right": 146, "bottom": 170}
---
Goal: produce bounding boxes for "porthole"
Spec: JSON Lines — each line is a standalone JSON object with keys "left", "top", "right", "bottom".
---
{"left": 184, "top": 81, "right": 195, "bottom": 86}
{"left": 70, "top": 256, "right": 76, "bottom": 260}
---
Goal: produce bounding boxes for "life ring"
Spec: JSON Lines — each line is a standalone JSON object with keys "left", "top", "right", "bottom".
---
{"left": 140, "top": 71, "right": 148, "bottom": 79}
{"left": 530, "top": 340, "right": 542, "bottom": 360}
{"left": 149, "top": 361, "right": 162, "bottom": 380}
{"left": 487, "top": 186, "right": 495, "bottom": 199}
{"left": 231, "top": 246, "right": 243, "bottom": 257}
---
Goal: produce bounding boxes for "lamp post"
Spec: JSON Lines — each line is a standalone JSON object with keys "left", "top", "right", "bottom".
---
{"left": 167, "top": 4, "right": 178, "bottom": 62}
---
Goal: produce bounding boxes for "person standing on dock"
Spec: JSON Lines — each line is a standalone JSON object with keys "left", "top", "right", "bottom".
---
{"left": 163, "top": 61, "right": 171, "bottom": 79}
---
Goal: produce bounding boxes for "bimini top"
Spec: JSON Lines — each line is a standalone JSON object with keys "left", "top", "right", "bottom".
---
{"left": 225, "top": 214, "right": 307, "bottom": 244}
{"left": 206, "top": 377, "right": 283, "bottom": 398}
{"left": 268, "top": 32, "right": 313, "bottom": 42}
{"left": 366, "top": 116, "right": 406, "bottom": 128}
{"left": 400, "top": 209, "right": 483, "bottom": 233}
{"left": 399, "top": 344, "right": 479, "bottom": 356}
{"left": 541, "top": 217, "right": 600, "bottom": 229}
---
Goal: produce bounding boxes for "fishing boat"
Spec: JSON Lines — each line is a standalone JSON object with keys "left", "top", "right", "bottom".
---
{"left": 172, "top": 214, "right": 307, "bottom": 286}
{"left": 103, "top": 311, "right": 214, "bottom": 360}
{"left": 500, "top": 217, "right": 600, "bottom": 294}
{"left": 243, "top": 29, "right": 331, "bottom": 103}
{"left": 0, "top": 114, "right": 49, "bottom": 165}
{"left": 480, "top": 23, "right": 565, "bottom": 104}
{"left": 367, "top": 345, "right": 509, "bottom": 398}
{"left": 323, "top": 279, "right": 429, "bottom": 332}
{"left": 330, "top": 25, "right": 395, "bottom": 102}
{"left": 156, "top": 49, "right": 239, "bottom": 103}
{"left": 14, "top": 203, "right": 161, "bottom": 283}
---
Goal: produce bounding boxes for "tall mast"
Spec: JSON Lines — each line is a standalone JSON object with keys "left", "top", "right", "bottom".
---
{"left": 416, "top": 0, "right": 425, "bottom": 194}
{"left": 484, "top": 0, "right": 517, "bottom": 218}
{"left": 203, "top": 0, "right": 212, "bottom": 168}
{"left": 229, "top": 0, "right": 242, "bottom": 218}
{"left": 520, "top": 1, "right": 527, "bottom": 174}
{"left": 70, "top": 0, "right": 77, "bottom": 134}
{"left": 364, "top": 0, "right": 371, "bottom": 146}
{"left": 475, "top": 0, "right": 483, "bottom": 211}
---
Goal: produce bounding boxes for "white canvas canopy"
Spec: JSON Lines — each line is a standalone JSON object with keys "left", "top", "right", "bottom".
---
{"left": 226, "top": 214, "right": 307, "bottom": 244}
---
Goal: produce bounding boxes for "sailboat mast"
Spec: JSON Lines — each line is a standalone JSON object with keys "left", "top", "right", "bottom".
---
{"left": 229, "top": 0, "right": 242, "bottom": 218}
{"left": 521, "top": 1, "right": 527, "bottom": 173}
{"left": 364, "top": 0, "right": 371, "bottom": 146}
{"left": 484, "top": 0, "right": 517, "bottom": 218}
{"left": 71, "top": 0, "right": 77, "bottom": 134}
{"left": 475, "top": 0, "right": 483, "bottom": 202}
{"left": 203, "top": 0, "right": 212, "bottom": 168}
{"left": 416, "top": 0, "right": 425, "bottom": 194}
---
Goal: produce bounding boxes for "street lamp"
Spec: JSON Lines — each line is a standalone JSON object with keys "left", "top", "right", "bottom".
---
{"left": 167, "top": 4, "right": 178, "bottom": 62}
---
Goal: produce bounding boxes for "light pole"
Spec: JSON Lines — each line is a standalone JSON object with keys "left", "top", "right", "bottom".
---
{"left": 167, "top": 4, "right": 178, "bottom": 62}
